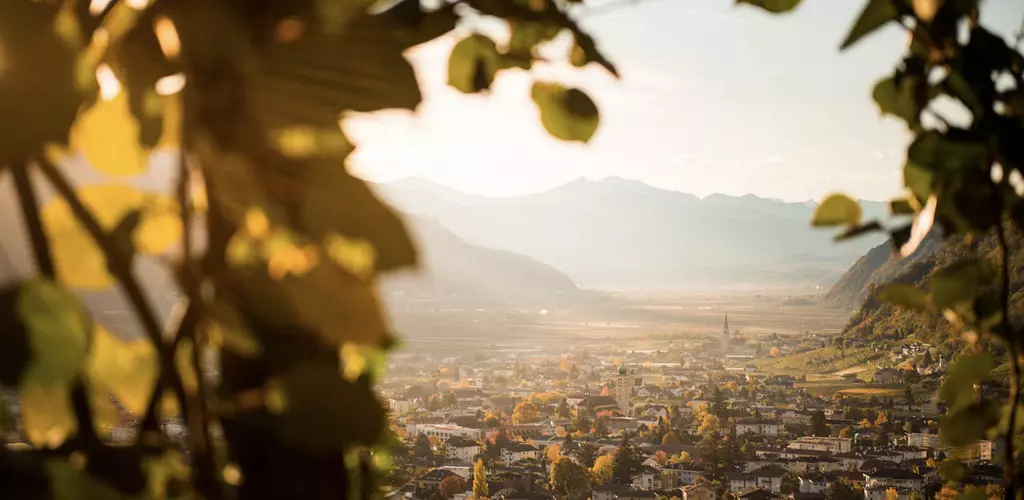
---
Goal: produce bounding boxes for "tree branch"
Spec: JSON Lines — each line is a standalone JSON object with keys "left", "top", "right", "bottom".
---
{"left": 12, "top": 163, "right": 54, "bottom": 278}
{"left": 997, "top": 219, "right": 1018, "bottom": 496}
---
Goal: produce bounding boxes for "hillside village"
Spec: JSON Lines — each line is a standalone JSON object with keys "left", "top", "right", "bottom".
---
{"left": 377, "top": 318, "right": 996, "bottom": 500}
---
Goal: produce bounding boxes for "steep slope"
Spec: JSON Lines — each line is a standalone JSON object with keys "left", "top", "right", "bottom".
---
{"left": 381, "top": 215, "right": 579, "bottom": 301}
{"left": 823, "top": 233, "right": 942, "bottom": 309}
{"left": 841, "top": 227, "right": 1024, "bottom": 344}
{"left": 377, "top": 176, "right": 887, "bottom": 289}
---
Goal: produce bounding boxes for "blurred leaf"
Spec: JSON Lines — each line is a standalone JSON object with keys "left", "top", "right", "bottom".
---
{"left": 903, "top": 162, "right": 933, "bottom": 204}
{"left": 532, "top": 83, "right": 600, "bottom": 143}
{"left": 900, "top": 194, "right": 935, "bottom": 257}
{"left": 0, "top": 285, "right": 32, "bottom": 386}
{"left": 943, "top": 72, "right": 983, "bottom": 117}
{"left": 938, "top": 459, "right": 968, "bottom": 482}
{"left": 448, "top": 34, "right": 501, "bottom": 94}
{"left": 872, "top": 74, "right": 928, "bottom": 126}
{"left": 840, "top": 0, "right": 899, "bottom": 50}
{"left": 85, "top": 324, "right": 158, "bottom": 415}
{"left": 834, "top": 221, "right": 882, "bottom": 241}
{"left": 20, "top": 376, "right": 75, "bottom": 448}
{"left": 508, "top": 21, "right": 561, "bottom": 59}
{"left": 42, "top": 185, "right": 182, "bottom": 289}
{"left": 877, "top": 283, "right": 930, "bottom": 311}
{"left": 908, "top": 130, "right": 986, "bottom": 174}
{"left": 812, "top": 193, "right": 862, "bottom": 227}
{"left": 17, "top": 279, "right": 89, "bottom": 385}
{"left": 175, "top": 338, "right": 199, "bottom": 396}
{"left": 276, "top": 363, "right": 386, "bottom": 452}
{"left": 324, "top": 233, "right": 376, "bottom": 281}
{"left": 939, "top": 353, "right": 992, "bottom": 410}
{"left": 47, "top": 459, "right": 143, "bottom": 500}
{"left": 0, "top": 1, "right": 82, "bottom": 165}
{"left": 889, "top": 198, "right": 915, "bottom": 215}
{"left": 930, "top": 258, "right": 996, "bottom": 310}
{"left": 70, "top": 93, "right": 149, "bottom": 176}
{"left": 956, "top": 491, "right": 988, "bottom": 500}
{"left": 109, "top": 210, "right": 143, "bottom": 264}
{"left": 941, "top": 401, "right": 998, "bottom": 447}
{"left": 735, "top": 0, "right": 802, "bottom": 14}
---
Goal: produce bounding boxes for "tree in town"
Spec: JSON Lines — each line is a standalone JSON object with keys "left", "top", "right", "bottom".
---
{"left": 770, "top": 347, "right": 781, "bottom": 358}
{"left": 811, "top": 410, "right": 829, "bottom": 437}
{"left": 781, "top": 472, "right": 801, "bottom": 496}
{"left": 825, "top": 480, "right": 863, "bottom": 500}
{"left": 594, "top": 416, "right": 609, "bottom": 438}
{"left": 573, "top": 408, "right": 592, "bottom": 434}
{"left": 904, "top": 386, "right": 915, "bottom": 405}
{"left": 611, "top": 436, "right": 642, "bottom": 484}
{"left": 414, "top": 433, "right": 436, "bottom": 463}
{"left": 545, "top": 444, "right": 562, "bottom": 463}
{"left": 550, "top": 456, "right": 589, "bottom": 496}
{"left": 440, "top": 476, "right": 468, "bottom": 499}
{"left": 923, "top": 350, "right": 934, "bottom": 367}
{"left": 556, "top": 398, "right": 571, "bottom": 419}
{"left": 591, "top": 453, "right": 614, "bottom": 486}
{"left": 885, "top": 488, "right": 899, "bottom": 500}
{"left": 473, "top": 458, "right": 488, "bottom": 500}
{"left": 441, "top": 391, "right": 458, "bottom": 408}
{"left": 574, "top": 442, "right": 601, "bottom": 469}
{"left": 661, "top": 431, "right": 681, "bottom": 445}
{"left": 512, "top": 401, "right": 540, "bottom": 425}
{"left": 698, "top": 414, "right": 721, "bottom": 437}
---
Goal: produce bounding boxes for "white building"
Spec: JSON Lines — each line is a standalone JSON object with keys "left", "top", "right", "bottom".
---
{"left": 501, "top": 441, "right": 540, "bottom": 466}
{"left": 406, "top": 423, "right": 484, "bottom": 441}
{"left": 788, "top": 436, "right": 852, "bottom": 454}
{"left": 443, "top": 436, "right": 482, "bottom": 463}
{"left": 736, "top": 419, "right": 782, "bottom": 437}
{"left": 907, "top": 432, "right": 940, "bottom": 449}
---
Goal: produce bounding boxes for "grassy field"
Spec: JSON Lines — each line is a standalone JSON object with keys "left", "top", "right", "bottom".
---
{"left": 799, "top": 381, "right": 905, "bottom": 398}
{"left": 754, "top": 345, "right": 884, "bottom": 377}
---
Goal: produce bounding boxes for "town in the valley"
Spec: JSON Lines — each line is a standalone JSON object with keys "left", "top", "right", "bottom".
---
{"left": 377, "top": 316, "right": 994, "bottom": 500}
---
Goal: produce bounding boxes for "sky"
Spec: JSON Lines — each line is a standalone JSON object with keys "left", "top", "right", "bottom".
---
{"left": 344, "top": 0, "right": 1024, "bottom": 202}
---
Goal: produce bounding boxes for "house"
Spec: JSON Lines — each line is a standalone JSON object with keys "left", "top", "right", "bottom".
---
{"left": 407, "top": 423, "right": 484, "bottom": 441}
{"left": 798, "top": 473, "right": 831, "bottom": 494}
{"left": 663, "top": 466, "right": 706, "bottom": 487}
{"left": 863, "top": 469, "right": 923, "bottom": 492}
{"left": 416, "top": 468, "right": 460, "bottom": 490}
{"left": 682, "top": 482, "right": 717, "bottom": 500}
{"left": 751, "top": 465, "right": 787, "bottom": 494}
{"left": 501, "top": 441, "right": 541, "bottom": 466}
{"left": 906, "top": 432, "right": 940, "bottom": 449}
{"left": 592, "top": 484, "right": 636, "bottom": 500}
{"left": 865, "top": 486, "right": 911, "bottom": 500}
{"left": 444, "top": 436, "right": 482, "bottom": 464}
{"left": 736, "top": 419, "right": 782, "bottom": 438}
{"left": 636, "top": 385, "right": 661, "bottom": 398}
{"left": 735, "top": 489, "right": 777, "bottom": 500}
{"left": 631, "top": 465, "right": 663, "bottom": 490}
{"left": 728, "top": 472, "right": 757, "bottom": 492}
{"left": 873, "top": 368, "right": 902, "bottom": 384}
{"left": 788, "top": 437, "right": 852, "bottom": 454}
{"left": 617, "top": 491, "right": 659, "bottom": 500}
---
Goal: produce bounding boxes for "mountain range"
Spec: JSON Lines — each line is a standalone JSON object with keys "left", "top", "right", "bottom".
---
{"left": 376, "top": 176, "right": 887, "bottom": 290}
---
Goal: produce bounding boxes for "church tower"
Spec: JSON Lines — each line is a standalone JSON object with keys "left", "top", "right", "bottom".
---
{"left": 722, "top": 314, "right": 730, "bottom": 356}
{"left": 615, "top": 365, "right": 631, "bottom": 413}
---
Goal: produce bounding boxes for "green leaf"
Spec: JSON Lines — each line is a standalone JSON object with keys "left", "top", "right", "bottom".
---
{"left": 944, "top": 71, "right": 983, "bottom": 117}
{"left": 834, "top": 221, "right": 882, "bottom": 242}
{"left": 930, "top": 258, "right": 996, "bottom": 310}
{"left": 812, "top": 193, "right": 862, "bottom": 227}
{"left": 903, "top": 162, "right": 933, "bottom": 204}
{"left": 17, "top": 279, "right": 89, "bottom": 385}
{"left": 907, "top": 130, "right": 987, "bottom": 174}
{"left": 531, "top": 83, "right": 600, "bottom": 143}
{"left": 735, "top": 0, "right": 802, "bottom": 14}
{"left": 938, "top": 459, "right": 968, "bottom": 482}
{"left": 872, "top": 74, "right": 929, "bottom": 126}
{"left": 941, "top": 401, "right": 997, "bottom": 447}
{"left": 448, "top": 34, "right": 500, "bottom": 94}
{"left": 956, "top": 491, "right": 989, "bottom": 500}
{"left": 275, "top": 363, "right": 386, "bottom": 452}
{"left": 877, "top": 283, "right": 930, "bottom": 311}
{"left": 47, "top": 459, "right": 144, "bottom": 500}
{"left": 840, "top": 0, "right": 899, "bottom": 50}
{"left": 939, "top": 353, "right": 992, "bottom": 410}
{"left": 888, "top": 198, "right": 915, "bottom": 215}
{"left": 508, "top": 21, "right": 561, "bottom": 58}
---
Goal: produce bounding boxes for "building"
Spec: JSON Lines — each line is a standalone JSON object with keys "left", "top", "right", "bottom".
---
{"left": 863, "top": 469, "right": 924, "bottom": 492}
{"left": 615, "top": 365, "right": 641, "bottom": 413}
{"left": 663, "top": 466, "right": 706, "bottom": 487}
{"left": 736, "top": 419, "right": 782, "bottom": 438}
{"left": 949, "top": 440, "right": 994, "bottom": 462}
{"left": 907, "top": 432, "right": 941, "bottom": 449}
{"left": 865, "top": 486, "right": 911, "bottom": 500}
{"left": 444, "top": 436, "right": 482, "bottom": 463}
{"left": 631, "top": 465, "right": 663, "bottom": 490}
{"left": 501, "top": 441, "right": 540, "bottom": 466}
{"left": 682, "top": 482, "right": 718, "bottom": 500}
{"left": 407, "top": 423, "right": 484, "bottom": 441}
{"left": 873, "top": 368, "right": 902, "bottom": 384}
{"left": 788, "top": 436, "right": 852, "bottom": 454}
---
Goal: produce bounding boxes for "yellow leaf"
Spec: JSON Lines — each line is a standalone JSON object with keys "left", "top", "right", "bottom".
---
{"left": 324, "top": 233, "right": 376, "bottom": 280}
{"left": 155, "top": 93, "right": 182, "bottom": 149}
{"left": 42, "top": 185, "right": 182, "bottom": 289}
{"left": 70, "top": 92, "right": 148, "bottom": 176}
{"left": 85, "top": 324, "right": 158, "bottom": 414}
{"left": 20, "top": 373, "right": 76, "bottom": 448}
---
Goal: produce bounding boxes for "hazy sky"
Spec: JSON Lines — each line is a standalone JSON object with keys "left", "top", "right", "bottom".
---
{"left": 345, "top": 0, "right": 1024, "bottom": 202}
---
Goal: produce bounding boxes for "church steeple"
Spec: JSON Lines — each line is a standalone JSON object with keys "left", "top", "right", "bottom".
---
{"left": 722, "top": 314, "right": 730, "bottom": 356}
{"left": 723, "top": 314, "right": 730, "bottom": 338}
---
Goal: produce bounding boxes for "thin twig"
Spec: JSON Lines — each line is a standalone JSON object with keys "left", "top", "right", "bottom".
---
{"left": 997, "top": 218, "right": 1018, "bottom": 495}
{"left": 12, "top": 164, "right": 54, "bottom": 278}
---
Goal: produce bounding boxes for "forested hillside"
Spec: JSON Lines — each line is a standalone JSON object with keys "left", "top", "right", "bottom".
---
{"left": 823, "top": 233, "right": 941, "bottom": 309}
{"left": 841, "top": 227, "right": 1024, "bottom": 344}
